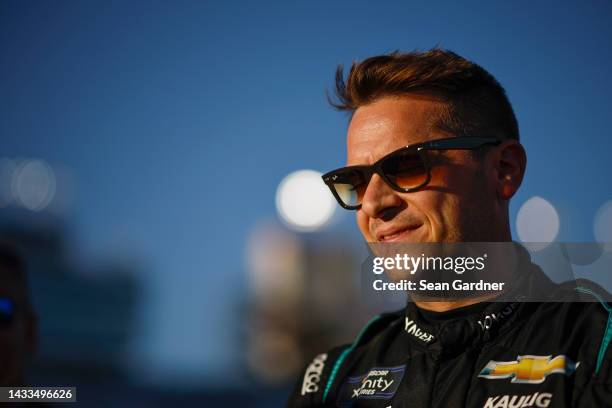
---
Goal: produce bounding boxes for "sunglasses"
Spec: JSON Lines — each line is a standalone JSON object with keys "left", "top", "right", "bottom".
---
{"left": 322, "top": 137, "right": 501, "bottom": 210}
{"left": 0, "top": 297, "right": 15, "bottom": 328}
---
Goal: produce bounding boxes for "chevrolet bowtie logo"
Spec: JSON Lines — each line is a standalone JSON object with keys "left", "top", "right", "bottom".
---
{"left": 478, "top": 355, "right": 579, "bottom": 384}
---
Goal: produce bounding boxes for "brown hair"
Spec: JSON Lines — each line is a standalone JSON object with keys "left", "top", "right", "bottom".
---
{"left": 331, "top": 49, "right": 519, "bottom": 141}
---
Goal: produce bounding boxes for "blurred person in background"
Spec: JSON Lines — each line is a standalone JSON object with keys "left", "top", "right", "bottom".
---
{"left": 287, "top": 49, "right": 612, "bottom": 407}
{"left": 0, "top": 240, "right": 38, "bottom": 386}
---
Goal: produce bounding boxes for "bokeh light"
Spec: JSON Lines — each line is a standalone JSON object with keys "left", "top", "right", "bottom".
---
{"left": 516, "top": 196, "right": 560, "bottom": 249}
{"left": 245, "top": 221, "right": 304, "bottom": 304}
{"left": 275, "top": 170, "right": 336, "bottom": 232}
{"left": 594, "top": 200, "right": 612, "bottom": 251}
{"left": 11, "top": 159, "right": 56, "bottom": 211}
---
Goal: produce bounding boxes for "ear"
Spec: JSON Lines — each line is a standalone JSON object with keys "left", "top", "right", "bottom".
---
{"left": 494, "top": 140, "right": 526, "bottom": 201}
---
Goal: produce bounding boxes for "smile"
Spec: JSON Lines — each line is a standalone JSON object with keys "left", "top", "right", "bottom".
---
{"left": 377, "top": 225, "right": 422, "bottom": 242}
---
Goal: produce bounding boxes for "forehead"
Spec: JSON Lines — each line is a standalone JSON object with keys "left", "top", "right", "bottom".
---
{"left": 346, "top": 95, "right": 449, "bottom": 165}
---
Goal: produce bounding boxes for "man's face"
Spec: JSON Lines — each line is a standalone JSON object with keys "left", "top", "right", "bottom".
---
{"left": 347, "top": 95, "right": 500, "bottom": 243}
{"left": 0, "top": 269, "right": 35, "bottom": 385}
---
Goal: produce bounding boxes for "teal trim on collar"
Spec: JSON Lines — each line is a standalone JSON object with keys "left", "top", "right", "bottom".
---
{"left": 322, "top": 315, "right": 382, "bottom": 403}
{"left": 575, "top": 287, "right": 612, "bottom": 374}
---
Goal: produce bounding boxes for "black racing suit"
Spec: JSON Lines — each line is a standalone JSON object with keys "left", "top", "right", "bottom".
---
{"left": 287, "top": 263, "right": 612, "bottom": 407}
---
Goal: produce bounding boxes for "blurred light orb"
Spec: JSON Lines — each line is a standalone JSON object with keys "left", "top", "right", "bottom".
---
{"left": 516, "top": 196, "right": 559, "bottom": 249}
{"left": 275, "top": 170, "right": 335, "bottom": 232}
{"left": 0, "top": 158, "right": 16, "bottom": 208}
{"left": 246, "top": 221, "right": 303, "bottom": 304}
{"left": 594, "top": 200, "right": 612, "bottom": 251}
{"left": 12, "top": 159, "right": 56, "bottom": 211}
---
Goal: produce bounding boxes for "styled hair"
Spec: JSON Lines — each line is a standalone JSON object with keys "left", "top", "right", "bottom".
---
{"left": 331, "top": 49, "right": 519, "bottom": 141}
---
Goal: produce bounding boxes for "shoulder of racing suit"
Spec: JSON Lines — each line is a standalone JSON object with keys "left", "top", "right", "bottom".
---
{"left": 286, "top": 277, "right": 612, "bottom": 407}
{"left": 542, "top": 278, "right": 612, "bottom": 406}
{"left": 286, "top": 309, "right": 404, "bottom": 407}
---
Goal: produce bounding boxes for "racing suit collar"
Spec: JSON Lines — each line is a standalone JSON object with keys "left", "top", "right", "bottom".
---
{"left": 404, "top": 297, "right": 527, "bottom": 358}
{"left": 402, "top": 248, "right": 555, "bottom": 358}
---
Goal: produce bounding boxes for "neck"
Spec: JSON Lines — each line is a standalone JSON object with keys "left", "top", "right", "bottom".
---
{"left": 414, "top": 230, "right": 517, "bottom": 312}
{"left": 413, "top": 291, "right": 502, "bottom": 312}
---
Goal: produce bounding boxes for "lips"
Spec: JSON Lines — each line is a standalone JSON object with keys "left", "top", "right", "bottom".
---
{"left": 375, "top": 224, "right": 423, "bottom": 242}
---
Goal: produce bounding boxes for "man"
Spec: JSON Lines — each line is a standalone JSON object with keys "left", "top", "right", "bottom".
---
{"left": 287, "top": 49, "right": 612, "bottom": 407}
{"left": 0, "top": 240, "right": 37, "bottom": 386}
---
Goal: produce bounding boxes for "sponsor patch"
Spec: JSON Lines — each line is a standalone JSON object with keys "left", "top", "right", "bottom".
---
{"left": 477, "top": 302, "right": 519, "bottom": 331}
{"left": 479, "top": 355, "right": 578, "bottom": 384}
{"left": 337, "top": 365, "right": 405, "bottom": 406}
{"left": 482, "top": 392, "right": 553, "bottom": 408}
{"left": 405, "top": 317, "right": 435, "bottom": 343}
{"left": 301, "top": 353, "right": 327, "bottom": 395}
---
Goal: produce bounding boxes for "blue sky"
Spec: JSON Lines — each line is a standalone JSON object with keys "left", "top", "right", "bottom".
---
{"left": 2, "top": 0, "right": 611, "bottom": 386}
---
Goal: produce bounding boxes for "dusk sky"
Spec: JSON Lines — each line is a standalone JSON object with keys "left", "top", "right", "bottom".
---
{"left": 2, "top": 0, "right": 611, "bottom": 386}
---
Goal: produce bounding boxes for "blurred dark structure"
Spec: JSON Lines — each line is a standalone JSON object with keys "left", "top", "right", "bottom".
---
{"left": 243, "top": 222, "right": 377, "bottom": 392}
{"left": 0, "top": 210, "right": 294, "bottom": 407}
{"left": 0, "top": 208, "right": 140, "bottom": 400}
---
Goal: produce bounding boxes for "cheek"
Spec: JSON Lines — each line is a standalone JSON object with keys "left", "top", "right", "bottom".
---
{"left": 430, "top": 165, "right": 488, "bottom": 237}
{"left": 356, "top": 212, "right": 373, "bottom": 240}
{"left": 414, "top": 194, "right": 448, "bottom": 237}
{"left": 417, "top": 168, "right": 463, "bottom": 238}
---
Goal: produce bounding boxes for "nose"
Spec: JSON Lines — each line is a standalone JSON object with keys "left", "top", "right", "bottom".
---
{"left": 360, "top": 173, "right": 405, "bottom": 220}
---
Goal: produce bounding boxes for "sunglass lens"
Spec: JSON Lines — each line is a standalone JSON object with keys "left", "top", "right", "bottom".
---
{"left": 331, "top": 169, "right": 367, "bottom": 208}
{"left": 382, "top": 150, "right": 428, "bottom": 189}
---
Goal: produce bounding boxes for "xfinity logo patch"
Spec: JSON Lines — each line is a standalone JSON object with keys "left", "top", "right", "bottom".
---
{"left": 337, "top": 365, "right": 405, "bottom": 405}
{"left": 483, "top": 392, "right": 553, "bottom": 408}
{"left": 301, "top": 353, "right": 327, "bottom": 395}
{"left": 405, "top": 318, "right": 434, "bottom": 342}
